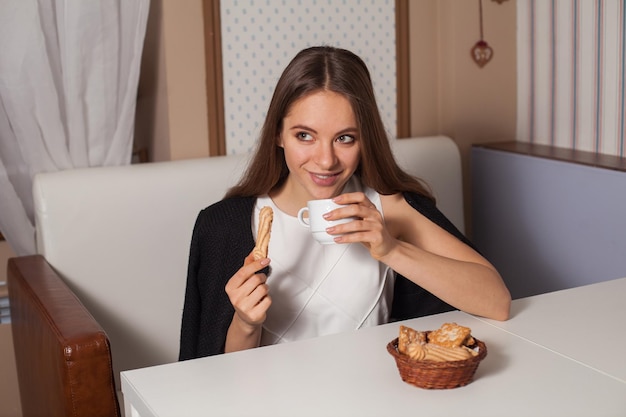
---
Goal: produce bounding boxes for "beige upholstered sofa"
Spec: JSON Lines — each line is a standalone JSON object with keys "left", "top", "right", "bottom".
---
{"left": 8, "top": 136, "right": 464, "bottom": 416}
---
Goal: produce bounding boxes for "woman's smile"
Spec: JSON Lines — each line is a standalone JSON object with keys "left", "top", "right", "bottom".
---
{"left": 309, "top": 171, "right": 342, "bottom": 186}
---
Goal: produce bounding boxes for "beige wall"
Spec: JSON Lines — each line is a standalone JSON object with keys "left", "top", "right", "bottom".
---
{"left": 0, "top": 240, "right": 20, "bottom": 417}
{"left": 409, "top": 0, "right": 517, "bottom": 234}
{"left": 136, "top": 0, "right": 518, "bottom": 232}
{"left": 0, "top": 241, "right": 15, "bottom": 282}
{"left": 0, "top": 323, "right": 22, "bottom": 417}
{"left": 135, "top": 0, "right": 209, "bottom": 162}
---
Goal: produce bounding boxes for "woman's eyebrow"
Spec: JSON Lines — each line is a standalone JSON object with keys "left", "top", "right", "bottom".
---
{"left": 288, "top": 124, "right": 358, "bottom": 135}
{"left": 288, "top": 124, "right": 317, "bottom": 134}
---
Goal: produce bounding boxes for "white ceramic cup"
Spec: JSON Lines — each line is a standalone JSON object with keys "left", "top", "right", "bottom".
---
{"left": 297, "top": 199, "right": 355, "bottom": 244}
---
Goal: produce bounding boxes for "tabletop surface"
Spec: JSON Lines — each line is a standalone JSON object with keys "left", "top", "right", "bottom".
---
{"left": 475, "top": 276, "right": 626, "bottom": 382}
{"left": 122, "top": 279, "right": 626, "bottom": 417}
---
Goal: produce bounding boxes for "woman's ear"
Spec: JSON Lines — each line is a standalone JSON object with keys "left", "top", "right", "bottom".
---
{"left": 276, "top": 134, "right": 284, "bottom": 148}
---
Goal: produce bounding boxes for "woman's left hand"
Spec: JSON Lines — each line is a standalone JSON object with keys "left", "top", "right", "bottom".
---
{"left": 325, "top": 192, "right": 397, "bottom": 260}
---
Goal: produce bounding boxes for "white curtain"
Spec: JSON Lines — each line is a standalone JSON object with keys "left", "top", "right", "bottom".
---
{"left": 0, "top": 0, "right": 150, "bottom": 256}
{"left": 516, "top": 0, "right": 626, "bottom": 157}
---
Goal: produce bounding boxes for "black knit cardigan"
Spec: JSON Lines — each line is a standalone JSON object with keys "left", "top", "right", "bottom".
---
{"left": 178, "top": 193, "right": 474, "bottom": 361}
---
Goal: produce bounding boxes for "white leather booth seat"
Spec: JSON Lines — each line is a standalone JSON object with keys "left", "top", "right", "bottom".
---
{"left": 32, "top": 135, "right": 464, "bottom": 389}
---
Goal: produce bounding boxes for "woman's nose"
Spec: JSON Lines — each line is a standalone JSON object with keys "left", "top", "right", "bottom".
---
{"left": 314, "top": 142, "right": 337, "bottom": 169}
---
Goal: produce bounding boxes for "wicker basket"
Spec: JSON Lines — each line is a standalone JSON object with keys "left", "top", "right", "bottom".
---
{"left": 386, "top": 336, "right": 487, "bottom": 389}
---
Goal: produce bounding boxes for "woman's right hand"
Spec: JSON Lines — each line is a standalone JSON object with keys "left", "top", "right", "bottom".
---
{"left": 224, "top": 253, "right": 272, "bottom": 351}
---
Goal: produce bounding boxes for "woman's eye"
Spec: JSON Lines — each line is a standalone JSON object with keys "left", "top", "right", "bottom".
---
{"left": 336, "top": 135, "right": 356, "bottom": 144}
{"left": 296, "top": 132, "right": 313, "bottom": 141}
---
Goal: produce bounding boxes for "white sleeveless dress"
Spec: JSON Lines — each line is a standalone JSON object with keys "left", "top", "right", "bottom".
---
{"left": 252, "top": 177, "right": 395, "bottom": 346}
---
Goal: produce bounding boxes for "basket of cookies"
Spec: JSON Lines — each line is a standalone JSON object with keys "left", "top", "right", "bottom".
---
{"left": 387, "top": 322, "right": 487, "bottom": 389}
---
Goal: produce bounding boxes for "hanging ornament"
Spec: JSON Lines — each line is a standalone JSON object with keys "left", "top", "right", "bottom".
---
{"left": 471, "top": 0, "right": 493, "bottom": 68}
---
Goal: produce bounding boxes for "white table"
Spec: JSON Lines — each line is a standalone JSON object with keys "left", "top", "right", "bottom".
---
{"left": 122, "top": 279, "right": 626, "bottom": 417}
{"left": 475, "top": 276, "right": 626, "bottom": 383}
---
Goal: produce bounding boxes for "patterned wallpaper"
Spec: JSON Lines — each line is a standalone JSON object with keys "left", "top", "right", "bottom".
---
{"left": 517, "top": 0, "right": 626, "bottom": 157}
{"left": 220, "top": 0, "right": 397, "bottom": 155}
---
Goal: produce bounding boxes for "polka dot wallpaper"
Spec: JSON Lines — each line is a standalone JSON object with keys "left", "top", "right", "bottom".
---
{"left": 220, "top": 0, "right": 397, "bottom": 154}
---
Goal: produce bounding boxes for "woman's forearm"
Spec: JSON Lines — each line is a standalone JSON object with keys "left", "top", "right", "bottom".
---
{"left": 224, "top": 314, "right": 263, "bottom": 353}
{"left": 382, "top": 240, "right": 511, "bottom": 321}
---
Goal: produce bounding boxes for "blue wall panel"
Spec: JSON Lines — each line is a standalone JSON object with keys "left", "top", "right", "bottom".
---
{"left": 471, "top": 147, "right": 626, "bottom": 299}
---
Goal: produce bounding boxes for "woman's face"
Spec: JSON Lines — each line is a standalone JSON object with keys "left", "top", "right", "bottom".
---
{"left": 277, "top": 90, "right": 361, "bottom": 206}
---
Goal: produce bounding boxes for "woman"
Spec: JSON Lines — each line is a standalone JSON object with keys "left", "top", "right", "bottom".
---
{"left": 179, "top": 46, "right": 510, "bottom": 360}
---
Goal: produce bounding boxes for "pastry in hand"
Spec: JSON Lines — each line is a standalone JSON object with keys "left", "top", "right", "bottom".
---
{"left": 252, "top": 206, "right": 273, "bottom": 260}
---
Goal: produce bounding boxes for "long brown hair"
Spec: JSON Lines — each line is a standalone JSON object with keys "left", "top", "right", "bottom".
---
{"left": 225, "top": 46, "right": 433, "bottom": 201}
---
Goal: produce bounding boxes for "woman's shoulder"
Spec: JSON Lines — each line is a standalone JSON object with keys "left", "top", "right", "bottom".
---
{"left": 196, "top": 196, "right": 256, "bottom": 226}
{"left": 400, "top": 191, "right": 436, "bottom": 208}
{"left": 397, "top": 191, "right": 471, "bottom": 246}
{"left": 381, "top": 191, "right": 447, "bottom": 234}
{"left": 380, "top": 191, "right": 435, "bottom": 213}
{"left": 379, "top": 192, "right": 404, "bottom": 209}
{"left": 380, "top": 192, "right": 431, "bottom": 236}
{"left": 204, "top": 195, "right": 256, "bottom": 211}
